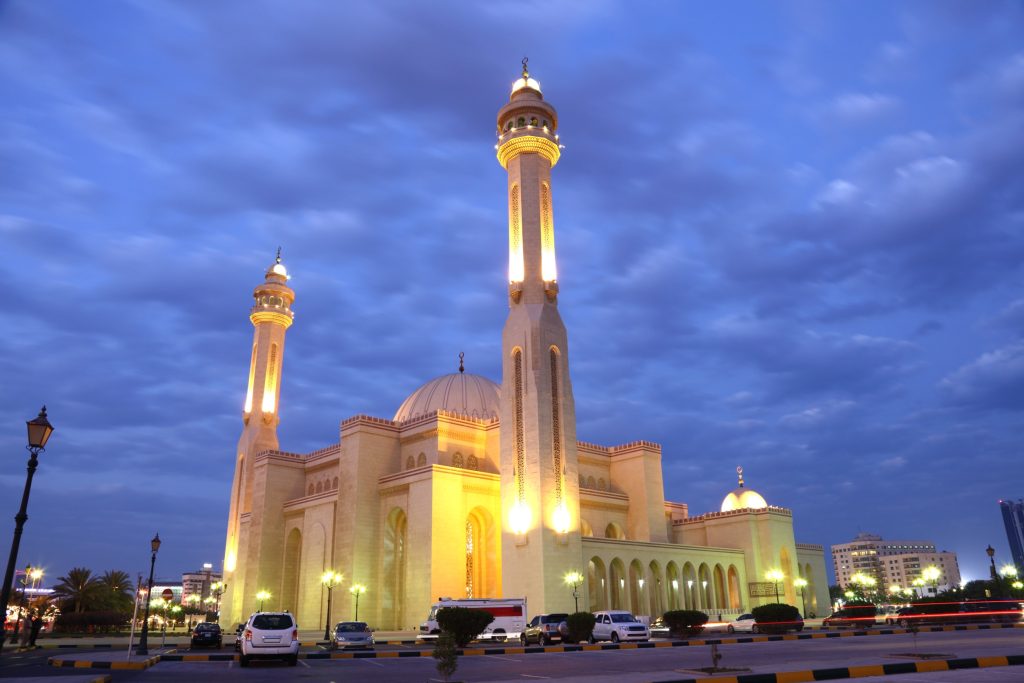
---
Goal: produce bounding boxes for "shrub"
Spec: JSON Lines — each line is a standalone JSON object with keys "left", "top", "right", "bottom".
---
{"left": 564, "top": 611, "right": 596, "bottom": 644}
{"left": 432, "top": 631, "right": 459, "bottom": 682}
{"left": 436, "top": 607, "right": 494, "bottom": 648}
{"left": 53, "top": 610, "right": 129, "bottom": 634}
{"left": 661, "top": 610, "right": 708, "bottom": 637}
{"left": 751, "top": 603, "right": 801, "bottom": 634}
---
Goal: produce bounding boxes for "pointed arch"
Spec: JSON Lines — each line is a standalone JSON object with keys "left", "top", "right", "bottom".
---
{"left": 383, "top": 508, "right": 407, "bottom": 629}
{"left": 580, "top": 518, "right": 593, "bottom": 537}
{"left": 728, "top": 565, "right": 741, "bottom": 610}
{"left": 628, "top": 559, "right": 645, "bottom": 615}
{"left": 406, "top": 455, "right": 415, "bottom": 470}
{"left": 465, "top": 506, "right": 498, "bottom": 599}
{"left": 282, "top": 528, "right": 301, "bottom": 614}
{"left": 509, "top": 184, "right": 524, "bottom": 282}
{"left": 610, "top": 558, "right": 627, "bottom": 610}
{"left": 713, "top": 564, "right": 726, "bottom": 615}
{"left": 682, "top": 562, "right": 698, "bottom": 609}
{"left": 588, "top": 557, "right": 608, "bottom": 611}
{"left": 604, "top": 522, "right": 625, "bottom": 540}
{"left": 698, "top": 563, "right": 712, "bottom": 610}
{"left": 417, "top": 452, "right": 426, "bottom": 467}
{"left": 666, "top": 562, "right": 681, "bottom": 610}
{"left": 452, "top": 452, "right": 464, "bottom": 468}
{"left": 466, "top": 454, "right": 478, "bottom": 471}
{"left": 648, "top": 560, "right": 665, "bottom": 618}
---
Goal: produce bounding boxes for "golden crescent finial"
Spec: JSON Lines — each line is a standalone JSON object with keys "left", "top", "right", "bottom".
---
{"left": 737, "top": 466, "right": 744, "bottom": 487}
{"left": 522, "top": 56, "right": 529, "bottom": 79}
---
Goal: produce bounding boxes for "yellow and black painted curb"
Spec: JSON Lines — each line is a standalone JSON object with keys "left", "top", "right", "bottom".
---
{"left": 48, "top": 654, "right": 162, "bottom": 670}
{"left": 648, "top": 654, "right": 1024, "bottom": 683}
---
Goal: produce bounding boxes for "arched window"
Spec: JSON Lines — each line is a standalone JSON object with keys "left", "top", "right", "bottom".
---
{"left": 587, "top": 476, "right": 596, "bottom": 489}
{"left": 530, "top": 116, "right": 538, "bottom": 126}
{"left": 315, "top": 481, "right": 323, "bottom": 493}
{"left": 467, "top": 454, "right": 479, "bottom": 471}
{"left": 512, "top": 349, "right": 526, "bottom": 505}
{"left": 452, "top": 453, "right": 464, "bottom": 468}
{"left": 417, "top": 452, "right": 426, "bottom": 467}
{"left": 598, "top": 478, "right": 607, "bottom": 491}
{"left": 550, "top": 347, "right": 563, "bottom": 506}
{"left": 332, "top": 477, "right": 338, "bottom": 489}
{"left": 509, "top": 186, "right": 523, "bottom": 282}
{"left": 579, "top": 474, "right": 586, "bottom": 488}
{"left": 406, "top": 455, "right": 415, "bottom": 470}
{"left": 517, "top": 116, "right": 525, "bottom": 126}
{"left": 308, "top": 484, "right": 314, "bottom": 496}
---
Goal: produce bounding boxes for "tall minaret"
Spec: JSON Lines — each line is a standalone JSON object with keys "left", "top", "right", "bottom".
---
{"left": 221, "top": 250, "right": 295, "bottom": 623}
{"left": 497, "top": 61, "right": 582, "bottom": 614}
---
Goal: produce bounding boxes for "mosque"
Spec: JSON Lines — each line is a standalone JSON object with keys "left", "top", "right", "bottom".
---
{"left": 219, "top": 65, "right": 829, "bottom": 630}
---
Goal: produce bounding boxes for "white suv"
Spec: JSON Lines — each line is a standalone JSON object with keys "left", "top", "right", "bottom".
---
{"left": 590, "top": 610, "right": 649, "bottom": 643}
{"left": 239, "top": 612, "right": 299, "bottom": 667}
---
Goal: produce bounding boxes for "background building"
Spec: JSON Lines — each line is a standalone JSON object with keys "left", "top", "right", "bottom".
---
{"left": 832, "top": 533, "right": 960, "bottom": 593}
{"left": 182, "top": 563, "right": 222, "bottom": 603}
{"left": 1000, "top": 499, "right": 1024, "bottom": 570}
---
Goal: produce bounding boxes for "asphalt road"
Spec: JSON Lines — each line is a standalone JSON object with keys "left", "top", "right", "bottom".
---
{"left": 1, "top": 628, "right": 1012, "bottom": 683}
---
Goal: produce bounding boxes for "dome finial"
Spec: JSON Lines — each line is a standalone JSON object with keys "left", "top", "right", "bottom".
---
{"left": 737, "top": 465, "right": 744, "bottom": 488}
{"left": 522, "top": 56, "right": 529, "bottom": 79}
{"left": 275, "top": 246, "right": 282, "bottom": 264}
{"left": 458, "top": 351, "right": 465, "bottom": 373}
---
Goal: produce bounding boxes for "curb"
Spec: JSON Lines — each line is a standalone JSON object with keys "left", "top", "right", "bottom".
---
{"left": 649, "top": 653, "right": 1024, "bottom": 683}
{"left": 48, "top": 654, "right": 162, "bottom": 670}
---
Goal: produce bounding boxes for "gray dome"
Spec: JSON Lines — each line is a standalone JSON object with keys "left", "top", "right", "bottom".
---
{"left": 394, "top": 372, "right": 501, "bottom": 422}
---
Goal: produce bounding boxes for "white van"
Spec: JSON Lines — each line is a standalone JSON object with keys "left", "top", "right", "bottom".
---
{"left": 420, "top": 597, "right": 526, "bottom": 641}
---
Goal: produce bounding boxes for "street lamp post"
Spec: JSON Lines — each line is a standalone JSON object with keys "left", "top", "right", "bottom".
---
{"left": 0, "top": 407, "right": 53, "bottom": 656}
{"left": 135, "top": 533, "right": 162, "bottom": 655}
{"left": 256, "top": 590, "right": 270, "bottom": 612}
{"left": 765, "top": 570, "right": 784, "bottom": 604}
{"left": 793, "top": 578, "right": 808, "bottom": 618}
{"left": 349, "top": 584, "right": 366, "bottom": 622}
{"left": 321, "top": 571, "right": 343, "bottom": 641}
{"left": 563, "top": 571, "right": 583, "bottom": 613}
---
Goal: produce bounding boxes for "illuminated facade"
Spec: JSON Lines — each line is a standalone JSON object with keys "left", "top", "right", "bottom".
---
{"left": 220, "top": 66, "right": 829, "bottom": 629}
{"left": 831, "top": 533, "right": 960, "bottom": 592}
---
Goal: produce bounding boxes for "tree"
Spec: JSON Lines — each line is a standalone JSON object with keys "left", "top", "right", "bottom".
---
{"left": 435, "top": 607, "right": 494, "bottom": 648}
{"left": 51, "top": 567, "right": 101, "bottom": 613}
{"left": 95, "top": 570, "right": 134, "bottom": 612}
{"left": 433, "top": 632, "right": 459, "bottom": 682}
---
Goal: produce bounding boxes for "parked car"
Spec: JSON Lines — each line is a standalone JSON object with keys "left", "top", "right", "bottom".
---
{"left": 823, "top": 607, "right": 876, "bottom": 629}
{"left": 333, "top": 621, "right": 374, "bottom": 650}
{"left": 649, "top": 616, "right": 669, "bottom": 638}
{"left": 589, "top": 611, "right": 649, "bottom": 643}
{"left": 190, "top": 622, "right": 223, "bottom": 648}
{"left": 239, "top": 612, "right": 299, "bottom": 667}
{"left": 894, "top": 600, "right": 1024, "bottom": 627}
{"left": 724, "top": 614, "right": 756, "bottom": 633}
{"left": 232, "top": 623, "right": 246, "bottom": 652}
{"left": 521, "top": 613, "right": 569, "bottom": 645}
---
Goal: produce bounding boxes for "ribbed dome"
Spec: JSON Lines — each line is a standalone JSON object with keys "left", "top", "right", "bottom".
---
{"left": 720, "top": 487, "right": 768, "bottom": 512}
{"left": 394, "top": 372, "right": 501, "bottom": 423}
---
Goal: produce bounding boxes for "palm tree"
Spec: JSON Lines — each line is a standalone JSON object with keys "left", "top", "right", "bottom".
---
{"left": 52, "top": 567, "right": 101, "bottom": 613}
{"left": 97, "top": 570, "right": 134, "bottom": 612}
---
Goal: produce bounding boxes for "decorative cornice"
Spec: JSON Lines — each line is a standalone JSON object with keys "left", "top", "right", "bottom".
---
{"left": 677, "top": 506, "right": 793, "bottom": 524}
{"left": 796, "top": 543, "right": 825, "bottom": 552}
{"left": 497, "top": 135, "right": 560, "bottom": 169}
{"left": 250, "top": 310, "right": 294, "bottom": 328}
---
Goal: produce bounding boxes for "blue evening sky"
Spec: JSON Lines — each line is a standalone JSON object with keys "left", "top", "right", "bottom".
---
{"left": 1, "top": 0, "right": 1022, "bottom": 585}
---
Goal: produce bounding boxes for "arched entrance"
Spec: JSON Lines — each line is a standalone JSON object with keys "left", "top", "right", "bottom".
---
{"left": 588, "top": 557, "right": 608, "bottom": 611}
{"left": 610, "top": 559, "right": 627, "bottom": 610}
{"left": 465, "top": 507, "right": 498, "bottom": 598}
{"left": 282, "top": 528, "right": 301, "bottom": 614}
{"left": 383, "top": 508, "right": 407, "bottom": 629}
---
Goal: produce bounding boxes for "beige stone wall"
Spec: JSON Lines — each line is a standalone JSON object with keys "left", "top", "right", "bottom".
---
{"left": 608, "top": 443, "right": 667, "bottom": 543}
{"left": 796, "top": 543, "right": 830, "bottom": 617}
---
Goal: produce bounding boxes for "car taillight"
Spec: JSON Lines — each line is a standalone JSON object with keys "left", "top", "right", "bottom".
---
{"left": 244, "top": 629, "right": 252, "bottom": 640}
{"left": 292, "top": 629, "right": 298, "bottom": 641}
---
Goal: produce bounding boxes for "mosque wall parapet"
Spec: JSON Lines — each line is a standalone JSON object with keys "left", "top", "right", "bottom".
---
{"left": 677, "top": 506, "right": 793, "bottom": 524}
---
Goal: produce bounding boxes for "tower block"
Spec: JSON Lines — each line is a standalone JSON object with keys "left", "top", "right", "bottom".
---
{"left": 497, "top": 63, "right": 582, "bottom": 614}
{"left": 221, "top": 251, "right": 295, "bottom": 624}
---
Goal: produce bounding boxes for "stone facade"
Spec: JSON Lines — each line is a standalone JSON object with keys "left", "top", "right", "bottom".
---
{"left": 219, "top": 67, "right": 830, "bottom": 630}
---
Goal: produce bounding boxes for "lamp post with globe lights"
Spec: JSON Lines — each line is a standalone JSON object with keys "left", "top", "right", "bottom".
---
{"left": 563, "top": 571, "right": 584, "bottom": 613}
{"left": 135, "top": 534, "right": 162, "bottom": 655}
{"left": 349, "top": 584, "right": 366, "bottom": 621}
{"left": 765, "top": 569, "right": 784, "bottom": 603}
{"left": 793, "top": 577, "right": 808, "bottom": 618}
{"left": 256, "top": 590, "right": 270, "bottom": 612}
{"left": 0, "top": 407, "right": 53, "bottom": 656}
{"left": 321, "top": 571, "right": 343, "bottom": 641}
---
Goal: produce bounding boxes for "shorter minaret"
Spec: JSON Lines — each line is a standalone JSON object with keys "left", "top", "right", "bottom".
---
{"left": 221, "top": 250, "right": 295, "bottom": 623}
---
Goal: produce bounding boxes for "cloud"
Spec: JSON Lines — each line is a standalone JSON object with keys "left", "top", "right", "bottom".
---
{"left": 828, "top": 92, "right": 900, "bottom": 123}
{"left": 940, "top": 342, "right": 1024, "bottom": 410}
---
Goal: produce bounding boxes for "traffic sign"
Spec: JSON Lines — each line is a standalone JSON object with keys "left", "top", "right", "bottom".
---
{"left": 161, "top": 588, "right": 174, "bottom": 601}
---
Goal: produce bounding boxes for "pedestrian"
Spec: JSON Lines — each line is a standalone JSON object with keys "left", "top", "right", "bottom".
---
{"left": 29, "top": 610, "right": 44, "bottom": 647}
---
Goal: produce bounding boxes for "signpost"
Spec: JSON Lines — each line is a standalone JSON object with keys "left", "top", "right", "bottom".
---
{"left": 162, "top": 588, "right": 174, "bottom": 601}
